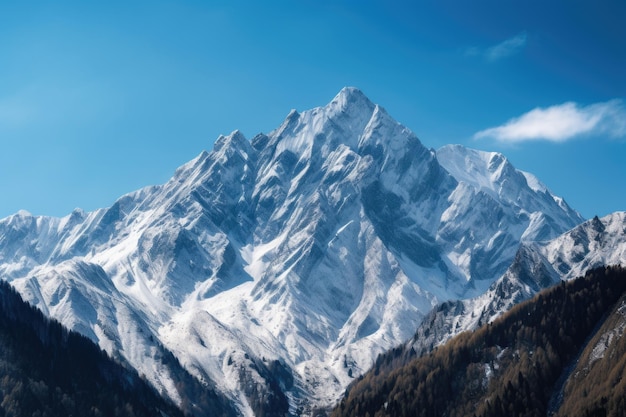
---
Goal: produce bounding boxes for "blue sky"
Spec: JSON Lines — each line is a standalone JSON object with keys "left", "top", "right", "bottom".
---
{"left": 0, "top": 0, "right": 624, "bottom": 220}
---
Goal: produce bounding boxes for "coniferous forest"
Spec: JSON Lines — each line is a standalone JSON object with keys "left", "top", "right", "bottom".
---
{"left": 0, "top": 279, "right": 186, "bottom": 417}
{"left": 331, "top": 266, "right": 626, "bottom": 417}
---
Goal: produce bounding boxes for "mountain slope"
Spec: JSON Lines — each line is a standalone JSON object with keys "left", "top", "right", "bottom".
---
{"left": 555, "top": 288, "right": 626, "bottom": 417}
{"left": 0, "top": 87, "right": 583, "bottom": 415}
{"left": 409, "top": 212, "right": 626, "bottom": 356}
{"left": 331, "top": 266, "right": 626, "bottom": 417}
{"left": 0, "top": 278, "right": 188, "bottom": 417}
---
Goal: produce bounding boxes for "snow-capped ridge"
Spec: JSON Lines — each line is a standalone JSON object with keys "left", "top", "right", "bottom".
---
{"left": 437, "top": 144, "right": 518, "bottom": 199}
{"left": 331, "top": 87, "right": 375, "bottom": 113}
{"left": 213, "top": 130, "right": 250, "bottom": 153}
{"left": 437, "top": 144, "right": 583, "bottom": 241}
{"left": 411, "top": 211, "right": 626, "bottom": 357}
{"left": 357, "top": 103, "right": 420, "bottom": 154}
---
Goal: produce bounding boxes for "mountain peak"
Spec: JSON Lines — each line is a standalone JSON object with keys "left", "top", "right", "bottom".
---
{"left": 336, "top": 86, "right": 367, "bottom": 99}
{"left": 213, "top": 129, "right": 250, "bottom": 154}
{"left": 329, "top": 86, "right": 375, "bottom": 114}
{"left": 264, "top": 87, "right": 379, "bottom": 157}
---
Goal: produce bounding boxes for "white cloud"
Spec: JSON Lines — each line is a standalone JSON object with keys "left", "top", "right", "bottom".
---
{"left": 485, "top": 32, "right": 527, "bottom": 61}
{"left": 465, "top": 32, "right": 527, "bottom": 62}
{"left": 474, "top": 99, "right": 626, "bottom": 143}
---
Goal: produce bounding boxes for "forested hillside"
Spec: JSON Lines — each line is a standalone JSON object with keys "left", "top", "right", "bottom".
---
{"left": 332, "top": 266, "right": 626, "bottom": 417}
{"left": 555, "top": 282, "right": 626, "bottom": 417}
{"left": 0, "top": 279, "right": 185, "bottom": 417}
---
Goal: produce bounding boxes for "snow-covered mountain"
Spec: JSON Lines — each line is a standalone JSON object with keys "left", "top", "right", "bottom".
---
{"left": 410, "top": 212, "right": 626, "bottom": 355}
{"left": 0, "top": 88, "right": 583, "bottom": 416}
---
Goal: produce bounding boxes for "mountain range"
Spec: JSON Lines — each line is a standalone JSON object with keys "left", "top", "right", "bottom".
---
{"left": 409, "top": 211, "right": 626, "bottom": 357}
{"left": 0, "top": 87, "right": 621, "bottom": 416}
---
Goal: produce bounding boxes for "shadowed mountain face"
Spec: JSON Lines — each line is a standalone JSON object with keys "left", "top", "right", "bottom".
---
{"left": 0, "top": 88, "right": 583, "bottom": 415}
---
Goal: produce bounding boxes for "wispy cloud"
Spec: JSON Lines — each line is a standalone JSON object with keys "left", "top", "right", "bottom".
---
{"left": 485, "top": 32, "right": 527, "bottom": 61}
{"left": 474, "top": 99, "right": 626, "bottom": 143}
{"left": 465, "top": 32, "right": 527, "bottom": 62}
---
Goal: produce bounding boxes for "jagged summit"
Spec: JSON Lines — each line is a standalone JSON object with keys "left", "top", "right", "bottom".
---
{"left": 214, "top": 129, "right": 247, "bottom": 148}
{"left": 212, "top": 129, "right": 253, "bottom": 159}
{"left": 262, "top": 87, "right": 383, "bottom": 159}
{"left": 329, "top": 86, "right": 376, "bottom": 113}
{"left": 223, "top": 88, "right": 402, "bottom": 162}
{"left": 0, "top": 88, "right": 587, "bottom": 416}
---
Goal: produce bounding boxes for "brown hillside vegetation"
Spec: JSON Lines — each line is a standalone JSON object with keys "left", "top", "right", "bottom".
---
{"left": 556, "top": 293, "right": 626, "bottom": 417}
{"left": 331, "top": 265, "right": 626, "bottom": 417}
